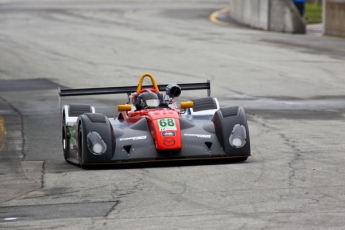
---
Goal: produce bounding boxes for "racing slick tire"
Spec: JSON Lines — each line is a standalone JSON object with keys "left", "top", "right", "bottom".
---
{"left": 77, "top": 113, "right": 115, "bottom": 168}
{"left": 62, "top": 115, "right": 69, "bottom": 162}
{"left": 212, "top": 106, "right": 250, "bottom": 161}
{"left": 192, "top": 97, "right": 218, "bottom": 112}
{"left": 68, "top": 104, "right": 94, "bottom": 116}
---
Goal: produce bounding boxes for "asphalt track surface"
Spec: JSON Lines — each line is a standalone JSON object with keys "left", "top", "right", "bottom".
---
{"left": 1, "top": 1, "right": 345, "bottom": 229}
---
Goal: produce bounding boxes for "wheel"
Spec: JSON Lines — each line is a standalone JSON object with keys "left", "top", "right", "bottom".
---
{"left": 62, "top": 115, "right": 69, "bottom": 161}
{"left": 78, "top": 123, "right": 85, "bottom": 168}
{"left": 192, "top": 97, "right": 218, "bottom": 112}
{"left": 78, "top": 122, "right": 94, "bottom": 169}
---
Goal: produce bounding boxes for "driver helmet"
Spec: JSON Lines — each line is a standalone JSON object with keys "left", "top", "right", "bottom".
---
{"left": 135, "top": 90, "right": 160, "bottom": 110}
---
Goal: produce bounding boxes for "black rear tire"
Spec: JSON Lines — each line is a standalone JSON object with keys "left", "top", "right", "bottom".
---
{"left": 192, "top": 97, "right": 217, "bottom": 112}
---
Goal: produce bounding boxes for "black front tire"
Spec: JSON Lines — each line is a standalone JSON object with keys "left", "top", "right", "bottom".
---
{"left": 78, "top": 122, "right": 93, "bottom": 169}
{"left": 62, "top": 115, "right": 69, "bottom": 162}
{"left": 78, "top": 123, "right": 86, "bottom": 168}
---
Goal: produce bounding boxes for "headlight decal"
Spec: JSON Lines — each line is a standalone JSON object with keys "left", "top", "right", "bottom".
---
{"left": 229, "top": 124, "right": 246, "bottom": 148}
{"left": 87, "top": 131, "right": 107, "bottom": 155}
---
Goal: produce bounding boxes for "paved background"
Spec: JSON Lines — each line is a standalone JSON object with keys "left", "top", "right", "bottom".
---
{"left": 0, "top": 1, "right": 345, "bottom": 229}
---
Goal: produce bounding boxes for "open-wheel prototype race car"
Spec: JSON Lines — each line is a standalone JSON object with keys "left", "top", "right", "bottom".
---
{"left": 59, "top": 73, "right": 250, "bottom": 168}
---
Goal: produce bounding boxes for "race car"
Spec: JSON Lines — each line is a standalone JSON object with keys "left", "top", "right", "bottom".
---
{"left": 59, "top": 73, "right": 250, "bottom": 168}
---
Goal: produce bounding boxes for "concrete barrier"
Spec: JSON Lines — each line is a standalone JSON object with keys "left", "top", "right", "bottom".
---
{"left": 229, "top": 0, "right": 306, "bottom": 34}
{"left": 324, "top": 0, "right": 345, "bottom": 37}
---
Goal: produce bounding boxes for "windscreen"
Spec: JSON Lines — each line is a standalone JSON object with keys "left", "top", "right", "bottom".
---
{"left": 146, "top": 99, "right": 160, "bottom": 107}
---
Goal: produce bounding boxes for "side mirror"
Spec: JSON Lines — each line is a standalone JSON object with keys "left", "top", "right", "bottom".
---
{"left": 118, "top": 104, "right": 132, "bottom": 112}
{"left": 166, "top": 84, "right": 181, "bottom": 98}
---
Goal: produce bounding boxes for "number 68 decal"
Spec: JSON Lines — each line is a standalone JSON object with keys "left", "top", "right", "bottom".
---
{"left": 157, "top": 118, "right": 177, "bottom": 131}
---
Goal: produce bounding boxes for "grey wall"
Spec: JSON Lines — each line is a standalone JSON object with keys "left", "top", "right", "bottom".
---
{"left": 229, "top": 0, "right": 306, "bottom": 34}
{"left": 323, "top": 0, "right": 345, "bottom": 37}
{"left": 228, "top": 0, "right": 270, "bottom": 30}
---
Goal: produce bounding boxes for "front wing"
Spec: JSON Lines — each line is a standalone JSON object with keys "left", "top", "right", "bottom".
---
{"left": 82, "top": 118, "right": 249, "bottom": 165}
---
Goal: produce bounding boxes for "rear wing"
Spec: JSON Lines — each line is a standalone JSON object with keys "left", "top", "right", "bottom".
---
{"left": 59, "top": 81, "right": 211, "bottom": 97}
{"left": 59, "top": 81, "right": 210, "bottom": 108}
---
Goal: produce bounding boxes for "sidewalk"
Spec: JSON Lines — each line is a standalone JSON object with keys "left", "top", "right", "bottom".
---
{"left": 306, "top": 23, "right": 323, "bottom": 36}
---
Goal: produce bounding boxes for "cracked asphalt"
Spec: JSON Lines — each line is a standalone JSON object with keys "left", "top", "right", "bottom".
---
{"left": 1, "top": 0, "right": 345, "bottom": 229}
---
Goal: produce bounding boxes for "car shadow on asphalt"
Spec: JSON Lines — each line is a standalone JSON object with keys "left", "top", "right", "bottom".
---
{"left": 82, "top": 158, "right": 249, "bottom": 170}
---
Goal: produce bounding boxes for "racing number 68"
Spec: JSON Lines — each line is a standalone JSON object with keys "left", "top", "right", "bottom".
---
{"left": 158, "top": 118, "right": 176, "bottom": 130}
{"left": 159, "top": 118, "right": 174, "bottom": 127}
